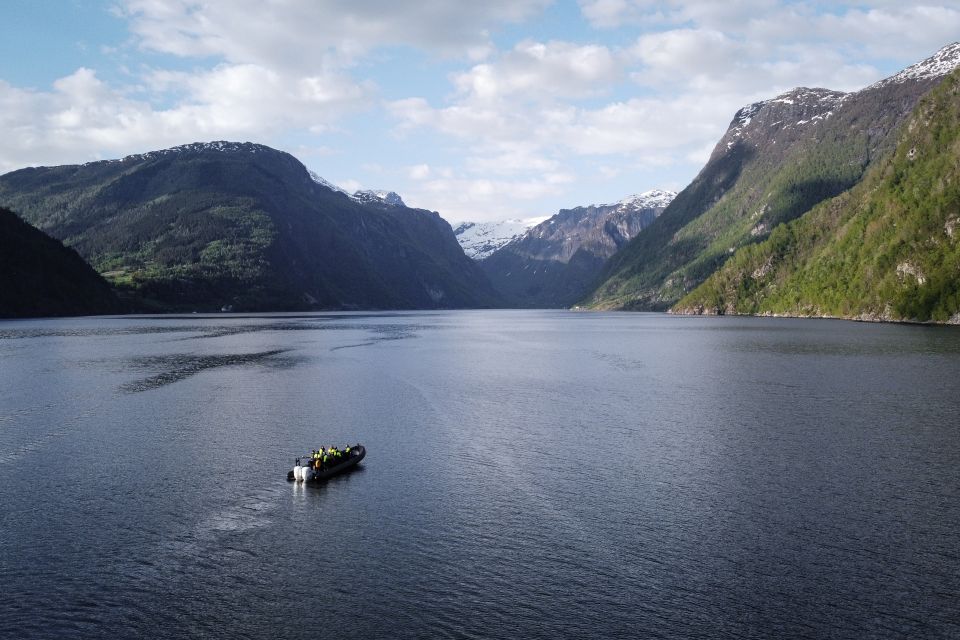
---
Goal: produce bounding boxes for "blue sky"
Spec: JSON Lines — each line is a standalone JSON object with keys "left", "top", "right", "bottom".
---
{"left": 1, "top": 1, "right": 959, "bottom": 223}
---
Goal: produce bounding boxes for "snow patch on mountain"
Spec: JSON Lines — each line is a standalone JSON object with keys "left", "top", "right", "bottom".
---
{"left": 725, "top": 88, "right": 848, "bottom": 149}
{"left": 309, "top": 170, "right": 349, "bottom": 195}
{"left": 868, "top": 42, "right": 960, "bottom": 90}
{"left": 120, "top": 141, "right": 272, "bottom": 163}
{"left": 308, "top": 173, "right": 406, "bottom": 207}
{"left": 455, "top": 218, "right": 547, "bottom": 260}
{"left": 352, "top": 190, "right": 406, "bottom": 207}
{"left": 604, "top": 189, "right": 676, "bottom": 212}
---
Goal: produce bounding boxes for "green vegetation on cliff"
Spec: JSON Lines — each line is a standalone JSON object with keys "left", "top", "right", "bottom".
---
{"left": 584, "top": 52, "right": 950, "bottom": 311}
{"left": 674, "top": 69, "right": 960, "bottom": 323}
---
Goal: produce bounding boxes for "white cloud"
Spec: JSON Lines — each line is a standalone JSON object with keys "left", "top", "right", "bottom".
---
{"left": 0, "top": 63, "right": 369, "bottom": 172}
{"left": 339, "top": 179, "right": 363, "bottom": 193}
{"left": 408, "top": 163, "right": 431, "bottom": 180}
{"left": 404, "top": 173, "right": 573, "bottom": 222}
{"left": 119, "top": 0, "right": 552, "bottom": 69}
{"left": 452, "top": 40, "right": 622, "bottom": 102}
{"left": 1, "top": 0, "right": 556, "bottom": 172}
{"left": 627, "top": 28, "right": 880, "bottom": 95}
{"left": 578, "top": 0, "right": 667, "bottom": 28}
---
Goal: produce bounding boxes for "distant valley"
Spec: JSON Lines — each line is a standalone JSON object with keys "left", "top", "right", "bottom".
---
{"left": 471, "top": 190, "right": 675, "bottom": 308}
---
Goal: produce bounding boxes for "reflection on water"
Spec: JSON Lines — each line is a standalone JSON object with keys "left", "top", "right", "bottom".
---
{"left": 119, "top": 349, "right": 294, "bottom": 392}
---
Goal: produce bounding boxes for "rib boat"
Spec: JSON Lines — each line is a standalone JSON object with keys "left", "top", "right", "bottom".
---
{"left": 287, "top": 445, "right": 365, "bottom": 482}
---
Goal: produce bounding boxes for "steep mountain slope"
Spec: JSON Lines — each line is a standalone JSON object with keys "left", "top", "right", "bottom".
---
{"left": 586, "top": 43, "right": 960, "bottom": 310}
{"left": 454, "top": 218, "right": 547, "bottom": 260}
{"left": 0, "top": 206, "right": 123, "bottom": 318}
{"left": 0, "top": 142, "right": 499, "bottom": 311}
{"left": 481, "top": 190, "right": 675, "bottom": 307}
{"left": 673, "top": 68, "right": 960, "bottom": 323}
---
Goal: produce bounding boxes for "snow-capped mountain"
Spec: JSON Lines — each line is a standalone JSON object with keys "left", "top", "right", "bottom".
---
{"left": 725, "top": 88, "right": 848, "bottom": 150}
{"left": 868, "top": 41, "right": 960, "bottom": 89}
{"left": 307, "top": 172, "right": 406, "bottom": 207}
{"left": 480, "top": 189, "right": 676, "bottom": 307}
{"left": 720, "top": 43, "right": 960, "bottom": 158}
{"left": 602, "top": 189, "right": 676, "bottom": 214}
{"left": 308, "top": 170, "right": 349, "bottom": 195}
{"left": 454, "top": 217, "right": 548, "bottom": 260}
{"left": 351, "top": 189, "right": 405, "bottom": 207}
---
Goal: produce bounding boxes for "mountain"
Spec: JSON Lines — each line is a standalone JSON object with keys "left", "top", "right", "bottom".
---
{"left": 0, "top": 206, "right": 123, "bottom": 318}
{"left": 481, "top": 189, "right": 675, "bottom": 307}
{"left": 307, "top": 172, "right": 407, "bottom": 208}
{"left": 672, "top": 67, "right": 960, "bottom": 324}
{"left": 585, "top": 42, "right": 960, "bottom": 310}
{"left": 0, "top": 142, "right": 500, "bottom": 312}
{"left": 351, "top": 189, "right": 406, "bottom": 207}
{"left": 454, "top": 218, "right": 547, "bottom": 260}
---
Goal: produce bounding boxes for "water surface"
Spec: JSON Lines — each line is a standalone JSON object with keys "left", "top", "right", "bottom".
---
{"left": 1, "top": 311, "right": 958, "bottom": 639}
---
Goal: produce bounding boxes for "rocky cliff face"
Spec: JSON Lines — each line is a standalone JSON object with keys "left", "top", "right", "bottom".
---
{"left": 586, "top": 43, "right": 960, "bottom": 310}
{"left": 481, "top": 190, "right": 675, "bottom": 307}
{"left": 0, "top": 142, "right": 500, "bottom": 312}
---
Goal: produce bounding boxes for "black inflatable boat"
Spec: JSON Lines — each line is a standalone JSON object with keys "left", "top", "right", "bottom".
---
{"left": 287, "top": 445, "right": 365, "bottom": 482}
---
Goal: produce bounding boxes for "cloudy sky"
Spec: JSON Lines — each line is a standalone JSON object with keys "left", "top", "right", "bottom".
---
{"left": 2, "top": 1, "right": 959, "bottom": 223}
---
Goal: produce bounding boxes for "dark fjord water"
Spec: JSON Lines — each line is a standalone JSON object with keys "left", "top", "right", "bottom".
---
{"left": 1, "top": 311, "right": 958, "bottom": 639}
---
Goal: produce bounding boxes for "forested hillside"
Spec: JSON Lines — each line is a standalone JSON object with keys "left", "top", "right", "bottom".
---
{"left": 673, "top": 68, "right": 960, "bottom": 323}
{"left": 0, "top": 142, "right": 500, "bottom": 312}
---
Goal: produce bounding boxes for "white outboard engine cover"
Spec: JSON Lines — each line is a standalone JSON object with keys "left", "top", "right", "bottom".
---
{"left": 302, "top": 467, "right": 313, "bottom": 482}
{"left": 294, "top": 466, "right": 303, "bottom": 482}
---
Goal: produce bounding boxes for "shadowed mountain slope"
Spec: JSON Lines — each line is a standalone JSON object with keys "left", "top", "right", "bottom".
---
{"left": 0, "top": 206, "right": 123, "bottom": 318}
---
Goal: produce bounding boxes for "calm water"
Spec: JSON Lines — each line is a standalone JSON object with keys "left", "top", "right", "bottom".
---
{"left": 1, "top": 311, "right": 958, "bottom": 639}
